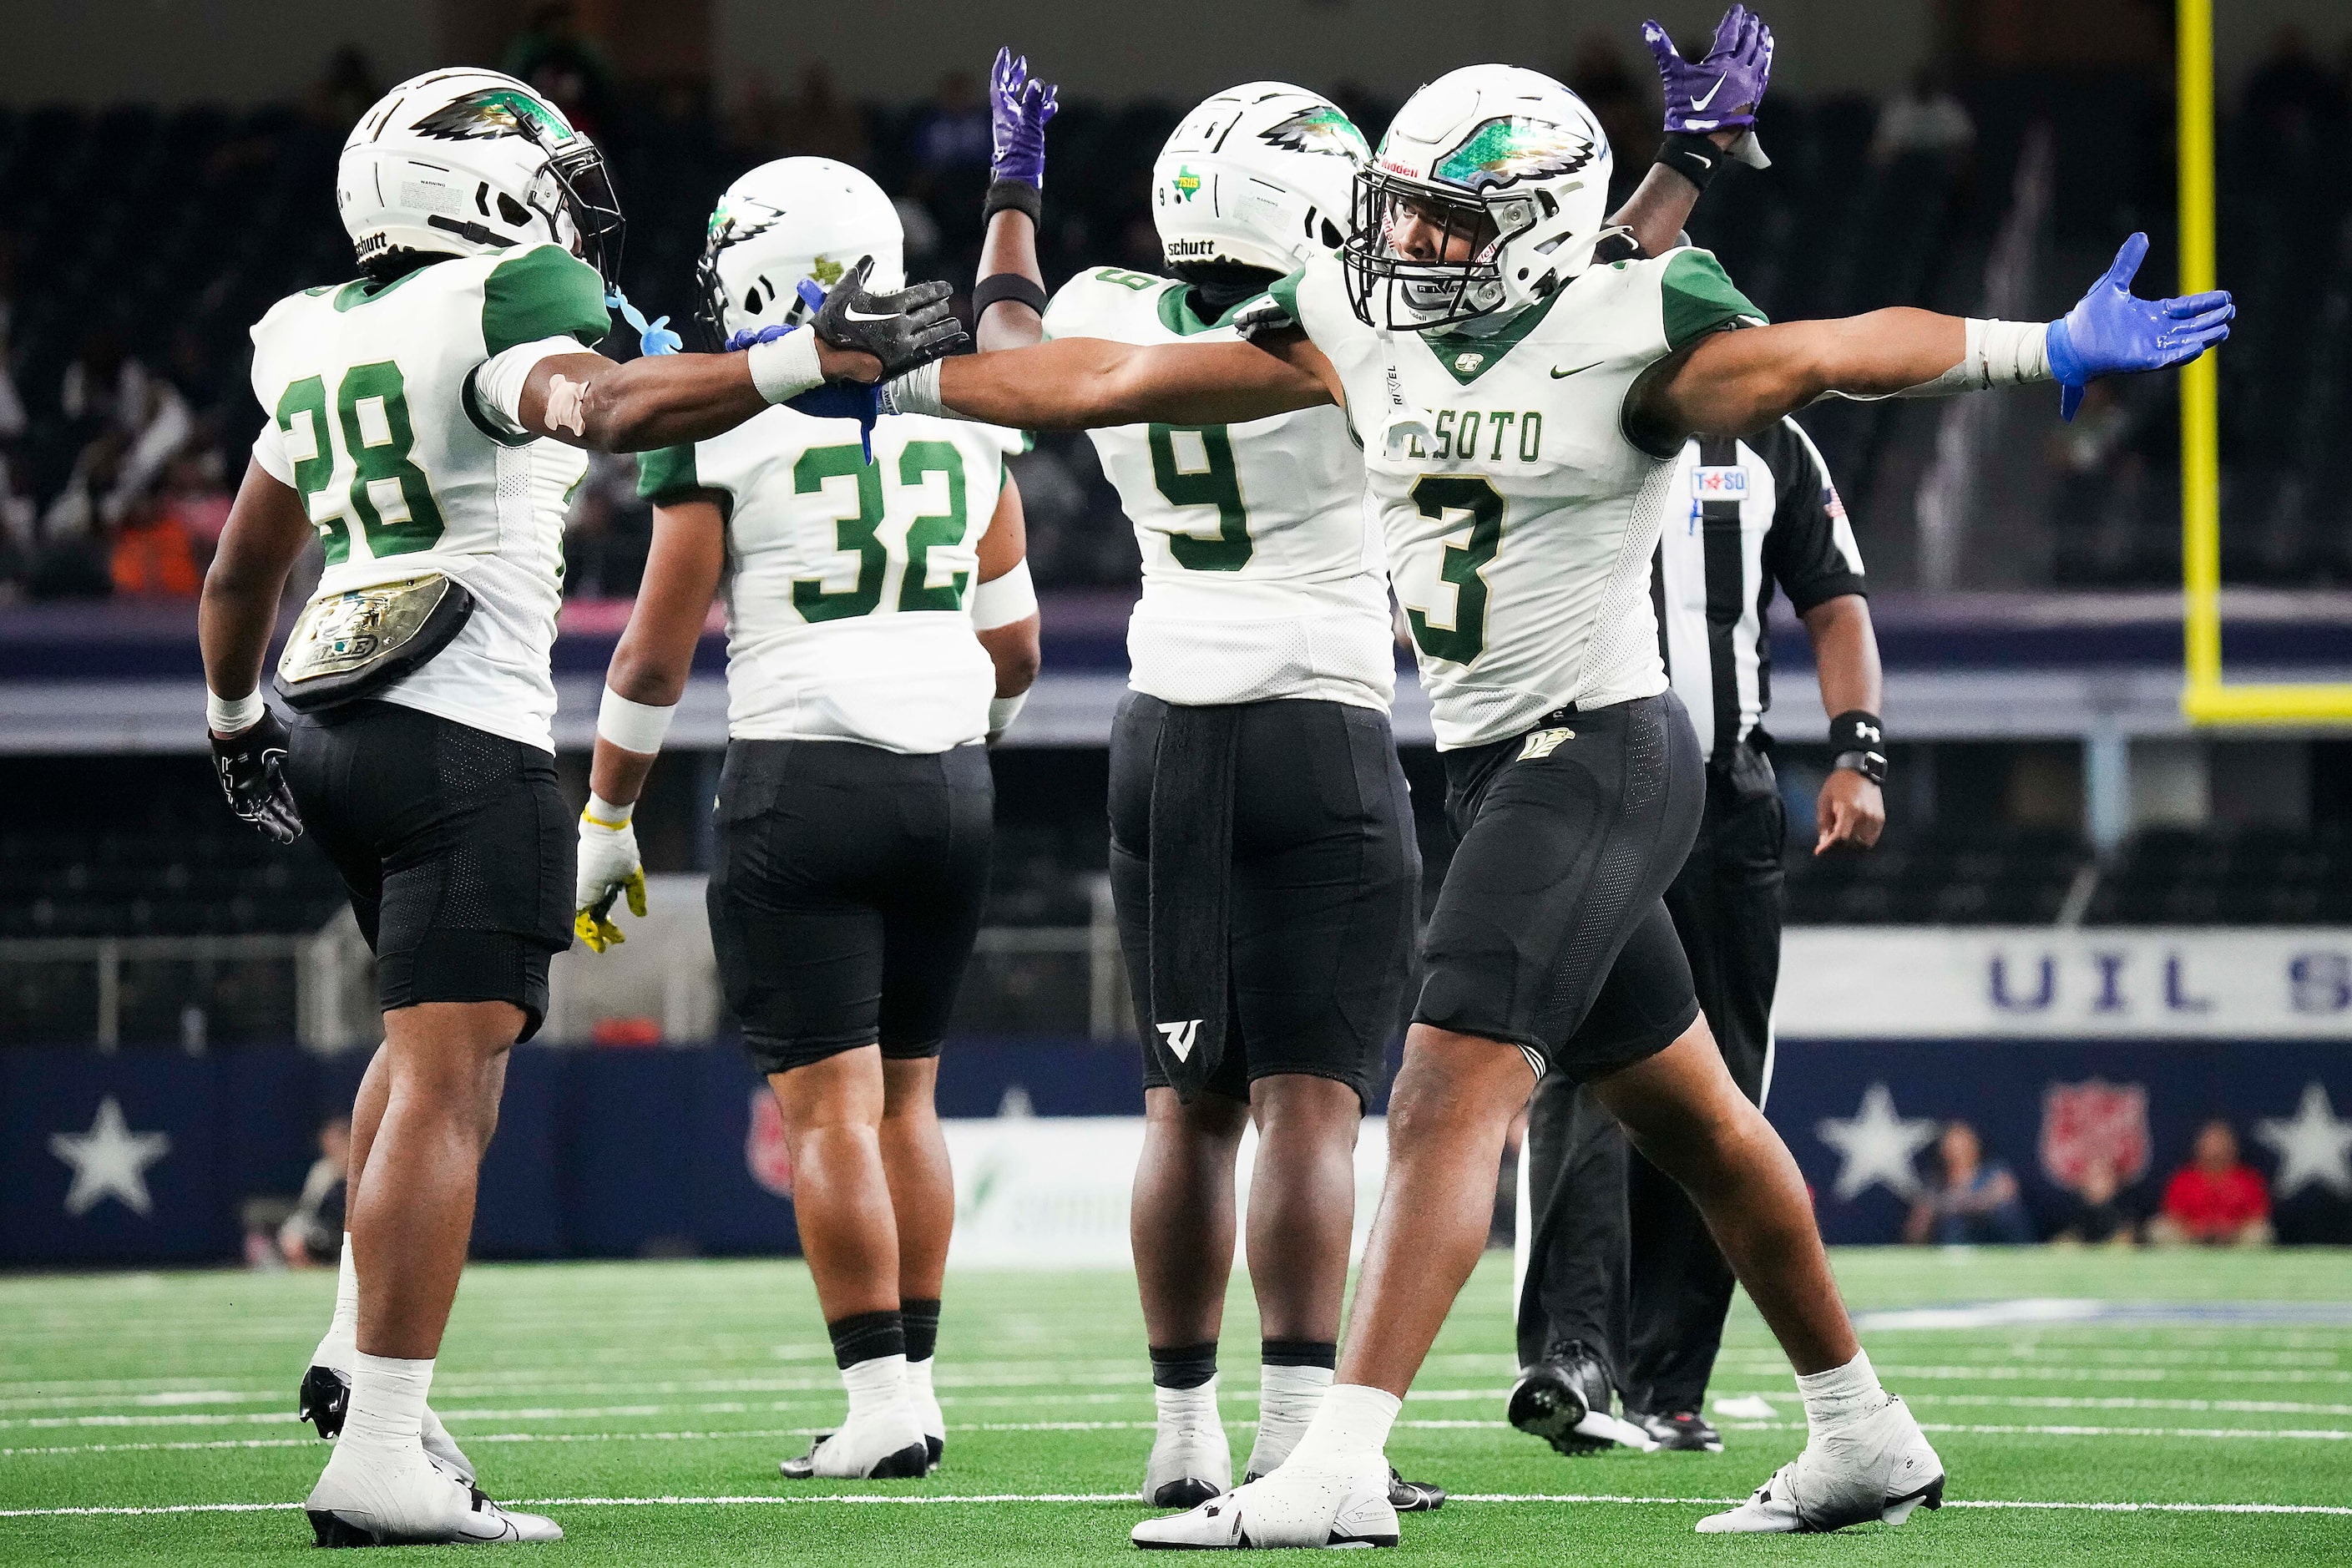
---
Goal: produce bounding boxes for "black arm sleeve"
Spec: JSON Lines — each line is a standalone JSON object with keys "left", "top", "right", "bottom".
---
{"left": 1758, "top": 417, "right": 1867, "bottom": 614}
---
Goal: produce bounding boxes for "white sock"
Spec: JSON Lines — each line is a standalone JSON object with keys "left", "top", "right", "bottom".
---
{"left": 341, "top": 1353, "right": 432, "bottom": 1454}
{"left": 906, "top": 1356, "right": 937, "bottom": 1405}
{"left": 1251, "top": 1363, "right": 1333, "bottom": 1470}
{"left": 1795, "top": 1349, "right": 1884, "bottom": 1436}
{"left": 1154, "top": 1373, "right": 1221, "bottom": 1432}
{"left": 1279, "top": 1382, "right": 1399, "bottom": 1473}
{"left": 313, "top": 1237, "right": 359, "bottom": 1370}
{"left": 842, "top": 1353, "right": 908, "bottom": 1419}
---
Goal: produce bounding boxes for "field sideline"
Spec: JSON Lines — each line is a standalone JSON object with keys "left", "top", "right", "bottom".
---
{"left": 3, "top": 1249, "right": 2349, "bottom": 1565}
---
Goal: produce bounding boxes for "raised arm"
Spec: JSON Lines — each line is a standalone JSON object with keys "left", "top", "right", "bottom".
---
{"left": 1631, "top": 233, "right": 2233, "bottom": 447}
{"left": 1611, "top": 6, "right": 1777, "bottom": 256}
{"left": 974, "top": 47, "right": 1057, "bottom": 352}
{"left": 905, "top": 331, "right": 1339, "bottom": 432}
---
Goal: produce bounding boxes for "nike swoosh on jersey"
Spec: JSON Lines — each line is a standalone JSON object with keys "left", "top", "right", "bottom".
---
{"left": 1550, "top": 362, "right": 1605, "bottom": 379}
{"left": 1690, "top": 77, "right": 1725, "bottom": 111}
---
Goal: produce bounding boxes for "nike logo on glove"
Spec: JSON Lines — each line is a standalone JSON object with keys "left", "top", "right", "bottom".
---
{"left": 842, "top": 306, "right": 898, "bottom": 323}
{"left": 1690, "top": 76, "right": 1725, "bottom": 111}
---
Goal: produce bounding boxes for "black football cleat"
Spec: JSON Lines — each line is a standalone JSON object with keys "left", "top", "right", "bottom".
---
{"left": 299, "top": 1364, "right": 350, "bottom": 1440}
{"left": 1633, "top": 1409, "right": 1724, "bottom": 1452}
{"left": 1388, "top": 1466, "right": 1444, "bottom": 1511}
{"left": 1507, "top": 1342, "right": 1618, "bottom": 1456}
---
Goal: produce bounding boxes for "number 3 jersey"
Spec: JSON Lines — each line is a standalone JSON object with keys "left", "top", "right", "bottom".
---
{"left": 247, "top": 242, "right": 608, "bottom": 752}
{"left": 1247, "top": 245, "right": 1765, "bottom": 750}
{"left": 636, "top": 409, "right": 1024, "bottom": 754}
{"left": 1043, "top": 268, "right": 1394, "bottom": 712}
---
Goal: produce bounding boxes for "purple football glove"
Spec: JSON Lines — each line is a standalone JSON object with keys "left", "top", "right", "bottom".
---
{"left": 2044, "top": 232, "right": 2233, "bottom": 420}
{"left": 989, "top": 46, "right": 1058, "bottom": 189}
{"left": 1645, "top": 5, "right": 1773, "bottom": 136}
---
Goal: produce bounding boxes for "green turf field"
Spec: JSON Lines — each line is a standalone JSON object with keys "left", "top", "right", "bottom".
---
{"left": 3, "top": 1247, "right": 2348, "bottom": 1564}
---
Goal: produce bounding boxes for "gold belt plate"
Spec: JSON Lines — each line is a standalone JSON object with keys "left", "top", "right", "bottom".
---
{"left": 279, "top": 574, "right": 453, "bottom": 685}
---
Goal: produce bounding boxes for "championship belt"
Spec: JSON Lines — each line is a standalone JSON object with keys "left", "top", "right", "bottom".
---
{"left": 273, "top": 573, "right": 477, "bottom": 715}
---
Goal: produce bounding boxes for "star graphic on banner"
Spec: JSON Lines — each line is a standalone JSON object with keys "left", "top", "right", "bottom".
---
{"left": 2256, "top": 1083, "right": 2352, "bottom": 1200}
{"left": 48, "top": 1095, "right": 171, "bottom": 1217}
{"left": 1817, "top": 1082, "right": 1939, "bottom": 1201}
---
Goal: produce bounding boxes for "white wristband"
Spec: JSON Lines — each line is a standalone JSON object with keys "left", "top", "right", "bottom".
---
{"left": 207, "top": 688, "right": 264, "bottom": 735}
{"left": 746, "top": 329, "right": 826, "bottom": 405}
{"left": 881, "top": 360, "right": 946, "bottom": 418}
{"left": 1899, "top": 318, "right": 2052, "bottom": 397}
{"left": 584, "top": 791, "right": 635, "bottom": 829}
{"left": 597, "top": 685, "right": 676, "bottom": 755}
{"left": 971, "top": 559, "right": 1037, "bottom": 630}
{"left": 988, "top": 691, "right": 1027, "bottom": 736}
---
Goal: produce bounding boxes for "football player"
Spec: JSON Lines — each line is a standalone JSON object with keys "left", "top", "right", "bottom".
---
{"left": 883, "top": 64, "right": 2230, "bottom": 1545}
{"left": 197, "top": 70, "right": 959, "bottom": 1545}
{"left": 569, "top": 157, "right": 1038, "bottom": 1481}
{"left": 970, "top": 24, "right": 1772, "bottom": 1514}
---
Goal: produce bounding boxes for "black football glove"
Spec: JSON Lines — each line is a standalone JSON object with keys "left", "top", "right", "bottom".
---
{"left": 210, "top": 708, "right": 303, "bottom": 845}
{"left": 813, "top": 255, "right": 969, "bottom": 380}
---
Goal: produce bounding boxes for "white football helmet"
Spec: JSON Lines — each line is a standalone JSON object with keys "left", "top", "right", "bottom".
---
{"left": 1342, "top": 65, "right": 1611, "bottom": 331}
{"left": 695, "top": 158, "right": 903, "bottom": 348}
{"left": 337, "top": 69, "right": 623, "bottom": 286}
{"left": 1152, "top": 83, "right": 1368, "bottom": 276}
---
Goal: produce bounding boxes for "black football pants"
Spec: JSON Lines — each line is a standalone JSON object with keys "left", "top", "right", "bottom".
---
{"left": 1514, "top": 742, "right": 1786, "bottom": 1417}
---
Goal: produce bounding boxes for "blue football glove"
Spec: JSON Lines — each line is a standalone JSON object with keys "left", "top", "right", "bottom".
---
{"left": 2044, "top": 232, "right": 2233, "bottom": 420}
{"left": 605, "top": 286, "right": 683, "bottom": 357}
{"left": 726, "top": 283, "right": 882, "bottom": 460}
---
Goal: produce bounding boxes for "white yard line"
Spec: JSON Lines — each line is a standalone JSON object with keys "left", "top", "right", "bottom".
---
{"left": 7, "top": 1490, "right": 2352, "bottom": 1520}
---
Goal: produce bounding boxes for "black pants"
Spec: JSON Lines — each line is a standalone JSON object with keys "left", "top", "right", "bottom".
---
{"left": 1515, "top": 742, "right": 1785, "bottom": 1416}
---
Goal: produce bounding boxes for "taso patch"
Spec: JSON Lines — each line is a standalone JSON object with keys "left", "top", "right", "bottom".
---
{"left": 1691, "top": 466, "right": 1748, "bottom": 501}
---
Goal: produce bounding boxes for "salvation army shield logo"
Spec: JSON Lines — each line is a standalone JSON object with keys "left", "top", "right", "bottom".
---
{"left": 745, "top": 1090, "right": 793, "bottom": 1198}
{"left": 2039, "top": 1079, "right": 2151, "bottom": 1188}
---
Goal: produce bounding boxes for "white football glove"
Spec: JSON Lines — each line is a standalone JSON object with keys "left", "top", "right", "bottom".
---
{"left": 574, "top": 805, "right": 646, "bottom": 953}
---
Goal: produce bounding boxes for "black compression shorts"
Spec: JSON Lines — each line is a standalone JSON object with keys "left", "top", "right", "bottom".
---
{"left": 1110, "top": 693, "right": 1420, "bottom": 1106}
{"left": 283, "top": 701, "right": 573, "bottom": 1040}
{"left": 1414, "top": 691, "right": 1705, "bottom": 1082}
{"left": 707, "top": 737, "right": 993, "bottom": 1077}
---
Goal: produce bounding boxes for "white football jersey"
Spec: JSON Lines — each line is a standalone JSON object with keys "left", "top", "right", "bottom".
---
{"left": 637, "top": 409, "right": 1024, "bottom": 754}
{"left": 248, "top": 242, "right": 605, "bottom": 751}
{"left": 1259, "top": 246, "right": 1765, "bottom": 749}
{"left": 1044, "top": 267, "right": 1393, "bottom": 711}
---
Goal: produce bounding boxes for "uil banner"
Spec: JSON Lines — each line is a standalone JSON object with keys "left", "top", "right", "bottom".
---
{"left": 1776, "top": 928, "right": 2352, "bottom": 1038}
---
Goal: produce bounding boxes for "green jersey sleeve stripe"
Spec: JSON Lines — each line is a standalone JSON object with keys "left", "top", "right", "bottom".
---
{"left": 482, "top": 245, "right": 613, "bottom": 357}
{"left": 1660, "top": 249, "right": 1767, "bottom": 351}
{"left": 635, "top": 443, "right": 705, "bottom": 503}
{"left": 1264, "top": 267, "right": 1306, "bottom": 330}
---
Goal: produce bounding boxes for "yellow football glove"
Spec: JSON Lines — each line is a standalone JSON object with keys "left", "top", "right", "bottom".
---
{"left": 574, "top": 804, "right": 647, "bottom": 953}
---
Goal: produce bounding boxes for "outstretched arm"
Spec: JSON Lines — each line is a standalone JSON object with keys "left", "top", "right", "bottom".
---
{"left": 975, "top": 47, "right": 1057, "bottom": 352}
{"left": 909, "top": 331, "right": 1339, "bottom": 431}
{"left": 1631, "top": 233, "right": 2233, "bottom": 446}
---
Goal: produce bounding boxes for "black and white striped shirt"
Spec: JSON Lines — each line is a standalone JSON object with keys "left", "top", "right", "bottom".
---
{"left": 1651, "top": 417, "right": 1867, "bottom": 761}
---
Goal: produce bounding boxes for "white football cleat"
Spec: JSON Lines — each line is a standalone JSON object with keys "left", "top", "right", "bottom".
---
{"left": 299, "top": 1363, "right": 476, "bottom": 1485}
{"left": 305, "top": 1443, "right": 559, "bottom": 1546}
{"left": 1134, "top": 1456, "right": 1398, "bottom": 1550}
{"left": 1143, "top": 1406, "right": 1232, "bottom": 1509}
{"left": 1696, "top": 1393, "right": 1945, "bottom": 1534}
{"left": 913, "top": 1380, "right": 946, "bottom": 1473}
{"left": 779, "top": 1404, "right": 931, "bottom": 1480}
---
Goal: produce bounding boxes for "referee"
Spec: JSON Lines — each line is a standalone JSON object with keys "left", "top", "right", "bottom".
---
{"left": 1508, "top": 416, "right": 1887, "bottom": 1455}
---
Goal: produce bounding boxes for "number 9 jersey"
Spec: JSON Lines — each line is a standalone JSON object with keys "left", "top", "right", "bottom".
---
{"left": 247, "top": 241, "right": 610, "bottom": 752}
{"left": 1043, "top": 268, "right": 1394, "bottom": 712}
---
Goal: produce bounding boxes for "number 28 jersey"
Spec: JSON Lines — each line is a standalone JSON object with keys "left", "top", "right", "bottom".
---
{"left": 1043, "top": 268, "right": 1393, "bottom": 712}
{"left": 1249, "top": 246, "right": 1766, "bottom": 750}
{"left": 248, "top": 243, "right": 609, "bottom": 752}
{"left": 637, "top": 410, "right": 1024, "bottom": 755}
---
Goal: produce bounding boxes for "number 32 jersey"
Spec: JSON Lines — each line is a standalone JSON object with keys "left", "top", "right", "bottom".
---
{"left": 1043, "top": 268, "right": 1394, "bottom": 712}
{"left": 636, "top": 410, "right": 1024, "bottom": 755}
{"left": 1251, "top": 245, "right": 1765, "bottom": 750}
{"left": 247, "top": 242, "right": 608, "bottom": 752}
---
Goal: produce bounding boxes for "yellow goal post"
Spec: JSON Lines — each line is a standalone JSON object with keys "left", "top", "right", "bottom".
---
{"left": 2177, "top": 0, "right": 2352, "bottom": 723}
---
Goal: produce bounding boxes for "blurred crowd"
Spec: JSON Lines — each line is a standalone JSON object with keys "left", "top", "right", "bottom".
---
{"left": 1901, "top": 1115, "right": 2280, "bottom": 1248}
